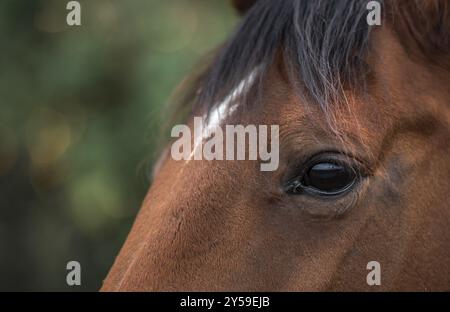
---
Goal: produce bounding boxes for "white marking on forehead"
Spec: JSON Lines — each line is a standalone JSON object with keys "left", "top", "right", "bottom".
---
{"left": 188, "top": 68, "right": 259, "bottom": 161}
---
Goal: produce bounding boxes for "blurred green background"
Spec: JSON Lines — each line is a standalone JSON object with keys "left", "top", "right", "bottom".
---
{"left": 0, "top": 0, "right": 237, "bottom": 291}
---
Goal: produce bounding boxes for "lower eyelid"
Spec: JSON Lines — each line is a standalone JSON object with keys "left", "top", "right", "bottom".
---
{"left": 301, "top": 177, "right": 358, "bottom": 197}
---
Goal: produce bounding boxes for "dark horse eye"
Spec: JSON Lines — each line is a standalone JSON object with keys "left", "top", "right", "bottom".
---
{"left": 304, "top": 162, "right": 356, "bottom": 195}
{"left": 285, "top": 155, "right": 359, "bottom": 197}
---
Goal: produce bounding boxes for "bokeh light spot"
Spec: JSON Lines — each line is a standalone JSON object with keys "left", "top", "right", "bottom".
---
{"left": 26, "top": 109, "right": 72, "bottom": 169}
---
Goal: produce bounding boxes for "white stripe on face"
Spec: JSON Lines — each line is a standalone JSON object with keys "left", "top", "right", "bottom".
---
{"left": 188, "top": 69, "right": 259, "bottom": 161}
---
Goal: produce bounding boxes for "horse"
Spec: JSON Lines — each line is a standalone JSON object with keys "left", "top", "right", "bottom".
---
{"left": 101, "top": 0, "right": 450, "bottom": 291}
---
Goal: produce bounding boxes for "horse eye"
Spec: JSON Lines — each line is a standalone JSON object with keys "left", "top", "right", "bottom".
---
{"left": 285, "top": 158, "right": 358, "bottom": 197}
{"left": 304, "top": 162, "right": 356, "bottom": 194}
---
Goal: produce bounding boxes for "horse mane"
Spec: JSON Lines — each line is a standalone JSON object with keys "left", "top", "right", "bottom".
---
{"left": 166, "top": 0, "right": 450, "bottom": 130}
{"left": 194, "top": 0, "right": 373, "bottom": 118}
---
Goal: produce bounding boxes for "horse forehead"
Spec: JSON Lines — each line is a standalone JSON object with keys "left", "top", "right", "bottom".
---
{"left": 206, "top": 68, "right": 260, "bottom": 127}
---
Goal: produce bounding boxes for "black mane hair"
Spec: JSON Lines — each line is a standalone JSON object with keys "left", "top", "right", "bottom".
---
{"left": 191, "top": 0, "right": 378, "bottom": 118}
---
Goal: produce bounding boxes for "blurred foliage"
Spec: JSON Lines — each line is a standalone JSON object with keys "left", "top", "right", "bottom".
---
{"left": 0, "top": 0, "right": 237, "bottom": 291}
